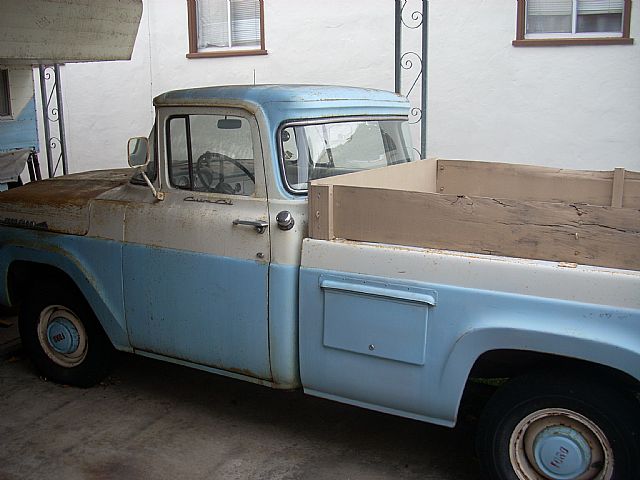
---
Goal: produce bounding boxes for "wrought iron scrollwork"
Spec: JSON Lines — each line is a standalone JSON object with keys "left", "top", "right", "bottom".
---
{"left": 395, "top": 0, "right": 428, "bottom": 159}
{"left": 38, "top": 65, "right": 68, "bottom": 178}
{"left": 400, "top": 0, "right": 424, "bottom": 29}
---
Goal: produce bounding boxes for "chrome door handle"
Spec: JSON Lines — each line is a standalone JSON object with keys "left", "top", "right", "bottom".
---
{"left": 232, "top": 219, "right": 268, "bottom": 234}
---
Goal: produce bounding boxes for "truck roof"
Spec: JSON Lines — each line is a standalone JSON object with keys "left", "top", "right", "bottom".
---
{"left": 153, "top": 84, "right": 410, "bottom": 124}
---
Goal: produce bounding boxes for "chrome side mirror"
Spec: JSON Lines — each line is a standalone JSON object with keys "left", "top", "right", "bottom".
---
{"left": 127, "top": 137, "right": 164, "bottom": 201}
{"left": 127, "top": 137, "right": 150, "bottom": 168}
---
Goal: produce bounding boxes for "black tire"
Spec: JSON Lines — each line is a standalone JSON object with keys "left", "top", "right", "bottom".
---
{"left": 477, "top": 371, "right": 640, "bottom": 480}
{"left": 18, "top": 280, "right": 114, "bottom": 387}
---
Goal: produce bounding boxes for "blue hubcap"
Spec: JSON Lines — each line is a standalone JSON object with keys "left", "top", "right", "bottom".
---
{"left": 533, "top": 425, "right": 592, "bottom": 479}
{"left": 46, "top": 317, "right": 80, "bottom": 354}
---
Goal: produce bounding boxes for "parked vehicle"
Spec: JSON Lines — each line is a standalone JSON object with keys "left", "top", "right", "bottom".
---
{"left": 0, "top": 85, "right": 637, "bottom": 480}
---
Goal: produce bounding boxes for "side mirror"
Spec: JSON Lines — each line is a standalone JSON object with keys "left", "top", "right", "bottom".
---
{"left": 127, "top": 137, "right": 150, "bottom": 168}
{"left": 126, "top": 136, "right": 164, "bottom": 201}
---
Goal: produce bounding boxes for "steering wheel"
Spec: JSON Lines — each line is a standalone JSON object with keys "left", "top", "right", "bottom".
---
{"left": 195, "top": 151, "right": 255, "bottom": 194}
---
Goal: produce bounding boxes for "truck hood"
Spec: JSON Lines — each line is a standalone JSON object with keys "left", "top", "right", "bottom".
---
{"left": 0, "top": 169, "right": 133, "bottom": 236}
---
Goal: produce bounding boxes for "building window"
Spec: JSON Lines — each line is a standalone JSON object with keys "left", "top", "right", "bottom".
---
{"left": 0, "top": 70, "right": 11, "bottom": 117}
{"left": 514, "top": 0, "right": 634, "bottom": 46}
{"left": 187, "top": 0, "right": 267, "bottom": 58}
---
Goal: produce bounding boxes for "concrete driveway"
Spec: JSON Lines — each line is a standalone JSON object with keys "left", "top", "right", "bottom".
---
{"left": 0, "top": 352, "right": 484, "bottom": 480}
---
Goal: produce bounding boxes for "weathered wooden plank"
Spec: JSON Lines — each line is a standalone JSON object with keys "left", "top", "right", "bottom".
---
{"left": 313, "top": 159, "right": 437, "bottom": 192}
{"left": 611, "top": 168, "right": 626, "bottom": 208}
{"left": 331, "top": 185, "right": 640, "bottom": 271}
{"left": 308, "top": 183, "right": 334, "bottom": 240}
{"left": 436, "top": 160, "right": 640, "bottom": 208}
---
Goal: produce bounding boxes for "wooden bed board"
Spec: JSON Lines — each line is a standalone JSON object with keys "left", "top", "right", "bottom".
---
{"left": 435, "top": 160, "right": 640, "bottom": 208}
{"left": 329, "top": 185, "right": 640, "bottom": 271}
{"left": 312, "top": 159, "right": 437, "bottom": 192}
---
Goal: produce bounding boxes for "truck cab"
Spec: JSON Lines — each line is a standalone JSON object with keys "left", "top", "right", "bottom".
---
{"left": 0, "top": 85, "right": 414, "bottom": 388}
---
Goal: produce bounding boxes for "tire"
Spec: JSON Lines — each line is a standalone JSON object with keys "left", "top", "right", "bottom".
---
{"left": 476, "top": 371, "right": 640, "bottom": 480}
{"left": 18, "top": 280, "right": 114, "bottom": 387}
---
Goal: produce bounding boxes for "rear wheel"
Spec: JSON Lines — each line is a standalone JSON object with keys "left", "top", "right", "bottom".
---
{"left": 19, "top": 281, "right": 113, "bottom": 387}
{"left": 477, "top": 372, "right": 640, "bottom": 480}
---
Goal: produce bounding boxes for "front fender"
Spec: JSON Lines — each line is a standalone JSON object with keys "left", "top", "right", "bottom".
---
{"left": 0, "top": 229, "right": 130, "bottom": 351}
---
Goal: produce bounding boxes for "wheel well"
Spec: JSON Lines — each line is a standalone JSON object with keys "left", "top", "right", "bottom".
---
{"left": 8, "top": 261, "right": 80, "bottom": 307}
{"left": 469, "top": 349, "right": 640, "bottom": 393}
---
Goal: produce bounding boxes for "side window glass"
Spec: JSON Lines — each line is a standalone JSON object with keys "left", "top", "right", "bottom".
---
{"left": 167, "top": 114, "right": 255, "bottom": 195}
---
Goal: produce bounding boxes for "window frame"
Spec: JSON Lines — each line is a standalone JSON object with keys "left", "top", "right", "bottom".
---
{"left": 164, "top": 110, "right": 259, "bottom": 197}
{"left": 0, "top": 69, "right": 11, "bottom": 118}
{"left": 513, "top": 0, "right": 634, "bottom": 46}
{"left": 186, "top": 0, "right": 267, "bottom": 58}
{"left": 277, "top": 115, "right": 412, "bottom": 196}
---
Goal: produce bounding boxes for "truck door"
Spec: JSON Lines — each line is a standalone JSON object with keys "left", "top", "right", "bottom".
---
{"left": 122, "top": 107, "right": 272, "bottom": 381}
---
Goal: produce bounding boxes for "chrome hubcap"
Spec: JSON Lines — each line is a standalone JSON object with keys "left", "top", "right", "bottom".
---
{"left": 37, "top": 305, "right": 88, "bottom": 368}
{"left": 509, "top": 408, "right": 613, "bottom": 480}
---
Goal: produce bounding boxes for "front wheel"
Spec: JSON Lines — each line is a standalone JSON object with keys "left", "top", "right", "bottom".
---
{"left": 477, "top": 372, "right": 640, "bottom": 480}
{"left": 19, "top": 281, "right": 114, "bottom": 387}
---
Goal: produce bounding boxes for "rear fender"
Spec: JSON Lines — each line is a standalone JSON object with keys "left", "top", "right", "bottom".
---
{"left": 435, "top": 318, "right": 640, "bottom": 425}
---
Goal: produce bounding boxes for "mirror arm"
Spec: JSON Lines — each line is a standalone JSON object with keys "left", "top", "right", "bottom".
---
{"left": 139, "top": 168, "right": 165, "bottom": 201}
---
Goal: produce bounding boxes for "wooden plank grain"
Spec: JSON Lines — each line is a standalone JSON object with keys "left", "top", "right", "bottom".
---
{"left": 308, "top": 183, "right": 334, "bottom": 240}
{"left": 611, "top": 167, "right": 625, "bottom": 208}
{"left": 436, "top": 160, "right": 640, "bottom": 208}
{"left": 332, "top": 185, "right": 640, "bottom": 271}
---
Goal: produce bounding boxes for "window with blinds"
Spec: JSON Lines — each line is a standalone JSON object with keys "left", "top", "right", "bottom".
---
{"left": 526, "top": 0, "right": 625, "bottom": 36}
{"left": 196, "top": 0, "right": 261, "bottom": 50}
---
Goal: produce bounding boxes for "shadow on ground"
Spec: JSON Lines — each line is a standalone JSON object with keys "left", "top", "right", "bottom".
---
{"left": 0, "top": 351, "right": 487, "bottom": 480}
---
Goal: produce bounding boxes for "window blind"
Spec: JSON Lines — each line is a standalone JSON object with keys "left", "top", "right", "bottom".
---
{"left": 197, "top": 0, "right": 260, "bottom": 49}
{"left": 197, "top": 0, "right": 230, "bottom": 48}
{"left": 527, "top": 0, "right": 573, "bottom": 16}
{"left": 230, "top": 0, "right": 260, "bottom": 47}
{"left": 577, "top": 0, "right": 624, "bottom": 14}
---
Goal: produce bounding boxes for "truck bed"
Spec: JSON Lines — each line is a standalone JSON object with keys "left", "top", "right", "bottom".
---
{"left": 298, "top": 236, "right": 640, "bottom": 426}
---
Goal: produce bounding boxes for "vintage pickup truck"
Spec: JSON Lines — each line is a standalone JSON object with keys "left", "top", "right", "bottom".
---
{"left": 0, "top": 85, "right": 638, "bottom": 480}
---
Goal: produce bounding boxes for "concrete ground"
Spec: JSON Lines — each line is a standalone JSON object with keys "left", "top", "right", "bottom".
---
{"left": 0, "top": 348, "right": 486, "bottom": 480}
{"left": 0, "top": 313, "right": 19, "bottom": 360}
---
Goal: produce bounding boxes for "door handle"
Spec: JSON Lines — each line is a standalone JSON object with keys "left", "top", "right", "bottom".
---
{"left": 232, "top": 219, "right": 268, "bottom": 234}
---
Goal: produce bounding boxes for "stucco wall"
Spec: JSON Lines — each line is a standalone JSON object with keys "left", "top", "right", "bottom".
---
{"left": 427, "top": 1, "right": 640, "bottom": 170}
{"left": 54, "top": 0, "right": 639, "bottom": 174}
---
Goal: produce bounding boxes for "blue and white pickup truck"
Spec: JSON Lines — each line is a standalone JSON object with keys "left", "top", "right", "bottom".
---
{"left": 0, "top": 85, "right": 638, "bottom": 480}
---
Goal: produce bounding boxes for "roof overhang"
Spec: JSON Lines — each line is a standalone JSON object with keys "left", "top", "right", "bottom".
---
{"left": 0, "top": 0, "right": 143, "bottom": 65}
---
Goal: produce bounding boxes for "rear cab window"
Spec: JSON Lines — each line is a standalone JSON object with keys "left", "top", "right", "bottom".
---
{"left": 279, "top": 117, "right": 413, "bottom": 194}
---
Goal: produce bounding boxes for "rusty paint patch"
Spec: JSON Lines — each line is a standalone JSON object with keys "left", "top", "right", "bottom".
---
{"left": 0, "top": 169, "right": 132, "bottom": 236}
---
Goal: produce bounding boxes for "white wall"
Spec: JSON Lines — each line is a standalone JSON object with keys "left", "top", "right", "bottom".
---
{"left": 427, "top": 1, "right": 640, "bottom": 170}
{"left": 56, "top": 0, "right": 639, "bottom": 174}
{"left": 58, "top": 0, "right": 394, "bottom": 173}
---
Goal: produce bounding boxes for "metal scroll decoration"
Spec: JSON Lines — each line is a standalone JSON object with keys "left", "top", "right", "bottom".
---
{"left": 395, "top": 0, "right": 428, "bottom": 159}
{"left": 38, "top": 65, "right": 69, "bottom": 178}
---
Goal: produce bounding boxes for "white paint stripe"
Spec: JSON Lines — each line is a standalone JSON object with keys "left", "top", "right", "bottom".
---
{"left": 301, "top": 239, "right": 640, "bottom": 310}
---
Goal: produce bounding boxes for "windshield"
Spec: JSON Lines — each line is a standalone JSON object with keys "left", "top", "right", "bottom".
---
{"left": 280, "top": 118, "right": 413, "bottom": 192}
